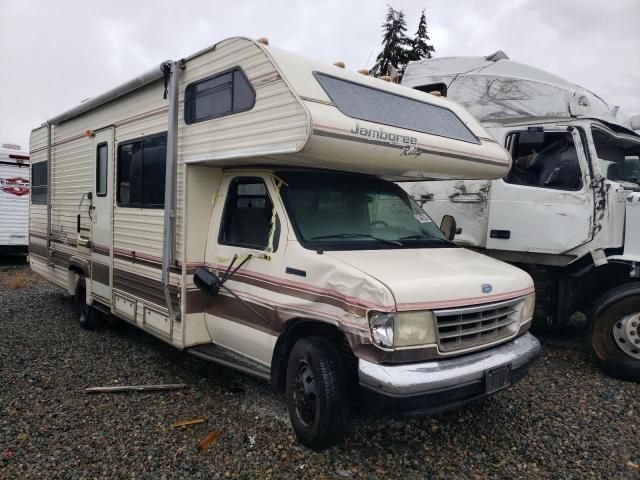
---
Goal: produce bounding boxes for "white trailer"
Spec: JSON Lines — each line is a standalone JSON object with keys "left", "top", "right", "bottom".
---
{"left": 0, "top": 143, "right": 30, "bottom": 254}
{"left": 30, "top": 37, "right": 540, "bottom": 449}
{"left": 401, "top": 53, "right": 640, "bottom": 382}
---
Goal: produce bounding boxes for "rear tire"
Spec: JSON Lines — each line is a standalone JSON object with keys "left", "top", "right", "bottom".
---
{"left": 589, "top": 283, "right": 640, "bottom": 382}
{"left": 74, "top": 277, "right": 99, "bottom": 329}
{"left": 285, "top": 337, "right": 348, "bottom": 450}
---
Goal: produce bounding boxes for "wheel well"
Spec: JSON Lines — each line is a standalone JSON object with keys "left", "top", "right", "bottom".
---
{"left": 271, "top": 319, "right": 355, "bottom": 393}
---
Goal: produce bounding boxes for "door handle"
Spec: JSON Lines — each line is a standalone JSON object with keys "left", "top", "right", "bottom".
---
{"left": 490, "top": 229, "right": 511, "bottom": 239}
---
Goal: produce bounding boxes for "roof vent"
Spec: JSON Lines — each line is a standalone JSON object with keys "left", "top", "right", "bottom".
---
{"left": 485, "top": 50, "right": 509, "bottom": 62}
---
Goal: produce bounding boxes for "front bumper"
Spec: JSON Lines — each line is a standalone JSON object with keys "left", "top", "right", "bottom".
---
{"left": 358, "top": 332, "right": 541, "bottom": 415}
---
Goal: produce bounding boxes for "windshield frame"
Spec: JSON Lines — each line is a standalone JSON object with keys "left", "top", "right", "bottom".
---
{"left": 276, "top": 170, "right": 455, "bottom": 251}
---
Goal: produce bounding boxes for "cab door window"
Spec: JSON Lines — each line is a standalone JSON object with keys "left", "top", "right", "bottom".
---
{"left": 505, "top": 132, "right": 582, "bottom": 190}
{"left": 218, "top": 177, "right": 278, "bottom": 251}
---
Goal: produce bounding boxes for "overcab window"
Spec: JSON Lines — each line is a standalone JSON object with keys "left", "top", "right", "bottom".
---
{"left": 31, "top": 161, "right": 47, "bottom": 204}
{"left": 314, "top": 72, "right": 478, "bottom": 144}
{"left": 184, "top": 68, "right": 255, "bottom": 124}
{"left": 117, "top": 133, "right": 167, "bottom": 208}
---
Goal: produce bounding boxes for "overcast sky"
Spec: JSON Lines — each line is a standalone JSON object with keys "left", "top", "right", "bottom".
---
{"left": 1, "top": 0, "right": 638, "bottom": 148}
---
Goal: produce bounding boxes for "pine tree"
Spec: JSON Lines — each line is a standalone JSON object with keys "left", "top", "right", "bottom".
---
{"left": 370, "top": 6, "right": 412, "bottom": 77}
{"left": 409, "top": 9, "right": 435, "bottom": 61}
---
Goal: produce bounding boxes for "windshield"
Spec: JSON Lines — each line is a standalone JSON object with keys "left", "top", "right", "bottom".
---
{"left": 277, "top": 171, "right": 452, "bottom": 251}
{"left": 592, "top": 128, "right": 640, "bottom": 185}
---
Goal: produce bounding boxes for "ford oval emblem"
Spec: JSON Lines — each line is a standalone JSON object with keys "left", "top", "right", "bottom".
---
{"left": 481, "top": 283, "right": 493, "bottom": 294}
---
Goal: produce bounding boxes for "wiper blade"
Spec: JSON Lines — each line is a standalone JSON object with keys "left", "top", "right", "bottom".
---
{"left": 399, "top": 234, "right": 454, "bottom": 245}
{"left": 310, "top": 233, "right": 402, "bottom": 246}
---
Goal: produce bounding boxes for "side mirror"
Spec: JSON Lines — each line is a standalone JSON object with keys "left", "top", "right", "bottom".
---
{"left": 194, "top": 267, "right": 220, "bottom": 296}
{"left": 440, "top": 215, "right": 457, "bottom": 241}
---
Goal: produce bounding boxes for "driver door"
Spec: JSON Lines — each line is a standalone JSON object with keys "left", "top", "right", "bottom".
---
{"left": 486, "top": 128, "right": 594, "bottom": 254}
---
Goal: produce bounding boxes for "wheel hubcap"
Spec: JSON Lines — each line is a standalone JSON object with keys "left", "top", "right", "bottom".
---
{"left": 613, "top": 312, "right": 640, "bottom": 360}
{"left": 292, "top": 360, "right": 317, "bottom": 427}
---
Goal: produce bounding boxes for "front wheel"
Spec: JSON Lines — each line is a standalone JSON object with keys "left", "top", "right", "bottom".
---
{"left": 590, "top": 283, "right": 640, "bottom": 382}
{"left": 285, "top": 337, "right": 348, "bottom": 450}
{"left": 74, "top": 276, "right": 99, "bottom": 329}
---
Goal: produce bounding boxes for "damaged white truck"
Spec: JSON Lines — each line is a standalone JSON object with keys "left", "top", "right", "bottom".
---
{"left": 30, "top": 37, "right": 541, "bottom": 449}
{"left": 401, "top": 52, "right": 640, "bottom": 381}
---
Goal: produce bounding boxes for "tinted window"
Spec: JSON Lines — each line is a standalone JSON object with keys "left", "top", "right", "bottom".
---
{"left": 505, "top": 132, "right": 582, "bottom": 190}
{"left": 184, "top": 68, "right": 255, "bottom": 124}
{"left": 314, "top": 72, "right": 478, "bottom": 144}
{"left": 31, "top": 161, "right": 47, "bottom": 204}
{"left": 96, "top": 143, "right": 108, "bottom": 196}
{"left": 117, "top": 133, "right": 166, "bottom": 208}
{"left": 219, "top": 177, "right": 276, "bottom": 250}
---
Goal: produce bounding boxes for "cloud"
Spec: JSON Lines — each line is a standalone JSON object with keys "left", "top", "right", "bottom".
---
{"left": 0, "top": 0, "right": 638, "bottom": 148}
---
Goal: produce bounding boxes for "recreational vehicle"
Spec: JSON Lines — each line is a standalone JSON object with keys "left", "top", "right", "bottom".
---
{"left": 401, "top": 53, "right": 640, "bottom": 382}
{"left": 30, "top": 37, "right": 541, "bottom": 449}
{"left": 0, "top": 143, "right": 29, "bottom": 254}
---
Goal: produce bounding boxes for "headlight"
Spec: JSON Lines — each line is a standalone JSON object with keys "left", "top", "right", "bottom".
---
{"left": 522, "top": 292, "right": 536, "bottom": 322}
{"left": 394, "top": 311, "right": 437, "bottom": 347}
{"left": 368, "top": 310, "right": 437, "bottom": 348}
{"left": 369, "top": 312, "right": 394, "bottom": 347}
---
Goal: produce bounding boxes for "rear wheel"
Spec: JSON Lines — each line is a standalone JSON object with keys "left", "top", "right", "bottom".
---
{"left": 285, "top": 337, "right": 348, "bottom": 450}
{"left": 589, "top": 283, "right": 640, "bottom": 382}
{"left": 74, "top": 276, "right": 99, "bottom": 329}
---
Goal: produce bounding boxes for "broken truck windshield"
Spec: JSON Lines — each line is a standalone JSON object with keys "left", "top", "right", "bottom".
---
{"left": 277, "top": 171, "right": 451, "bottom": 250}
{"left": 592, "top": 128, "right": 640, "bottom": 185}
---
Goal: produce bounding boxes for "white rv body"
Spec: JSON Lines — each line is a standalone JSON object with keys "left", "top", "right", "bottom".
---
{"left": 0, "top": 144, "right": 30, "bottom": 253}
{"left": 30, "top": 37, "right": 540, "bottom": 448}
{"left": 401, "top": 54, "right": 640, "bottom": 381}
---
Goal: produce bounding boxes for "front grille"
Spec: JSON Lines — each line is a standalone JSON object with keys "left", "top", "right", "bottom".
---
{"left": 433, "top": 298, "right": 522, "bottom": 353}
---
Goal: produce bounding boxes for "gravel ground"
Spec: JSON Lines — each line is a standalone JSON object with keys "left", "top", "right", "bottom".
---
{"left": 1, "top": 265, "right": 639, "bottom": 479}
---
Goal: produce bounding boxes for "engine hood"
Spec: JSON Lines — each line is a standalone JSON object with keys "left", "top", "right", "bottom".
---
{"left": 326, "top": 247, "right": 533, "bottom": 311}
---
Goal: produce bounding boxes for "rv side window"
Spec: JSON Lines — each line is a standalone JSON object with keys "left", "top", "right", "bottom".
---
{"left": 218, "top": 177, "right": 278, "bottom": 251}
{"left": 184, "top": 68, "right": 255, "bottom": 125}
{"left": 117, "top": 133, "right": 167, "bottom": 208}
{"left": 504, "top": 132, "right": 582, "bottom": 190}
{"left": 96, "top": 143, "right": 108, "bottom": 197}
{"left": 314, "top": 72, "right": 478, "bottom": 144}
{"left": 31, "top": 161, "right": 47, "bottom": 204}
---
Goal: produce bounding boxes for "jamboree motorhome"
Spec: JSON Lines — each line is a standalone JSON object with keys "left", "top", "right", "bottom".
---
{"left": 30, "top": 37, "right": 541, "bottom": 449}
{"left": 401, "top": 53, "right": 640, "bottom": 382}
{"left": 0, "top": 143, "right": 30, "bottom": 254}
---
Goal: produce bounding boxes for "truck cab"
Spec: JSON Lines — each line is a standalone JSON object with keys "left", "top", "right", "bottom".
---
{"left": 401, "top": 53, "right": 640, "bottom": 381}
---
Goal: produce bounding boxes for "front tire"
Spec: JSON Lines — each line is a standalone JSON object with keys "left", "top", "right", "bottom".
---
{"left": 589, "top": 283, "right": 640, "bottom": 382}
{"left": 285, "top": 337, "right": 348, "bottom": 450}
{"left": 74, "top": 276, "right": 99, "bottom": 329}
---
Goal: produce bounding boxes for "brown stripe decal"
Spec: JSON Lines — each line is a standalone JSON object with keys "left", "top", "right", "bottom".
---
{"left": 312, "top": 128, "right": 506, "bottom": 167}
{"left": 29, "top": 242, "right": 48, "bottom": 259}
{"left": 92, "top": 262, "right": 110, "bottom": 286}
{"left": 114, "top": 249, "right": 181, "bottom": 274}
{"left": 187, "top": 290, "right": 279, "bottom": 335}
{"left": 92, "top": 243, "right": 110, "bottom": 256}
{"left": 113, "top": 269, "right": 179, "bottom": 306}
{"left": 225, "top": 272, "right": 368, "bottom": 317}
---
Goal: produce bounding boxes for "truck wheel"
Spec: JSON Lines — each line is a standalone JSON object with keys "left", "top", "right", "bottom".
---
{"left": 285, "top": 337, "right": 348, "bottom": 450}
{"left": 589, "top": 283, "right": 640, "bottom": 382}
{"left": 74, "top": 277, "right": 99, "bottom": 329}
